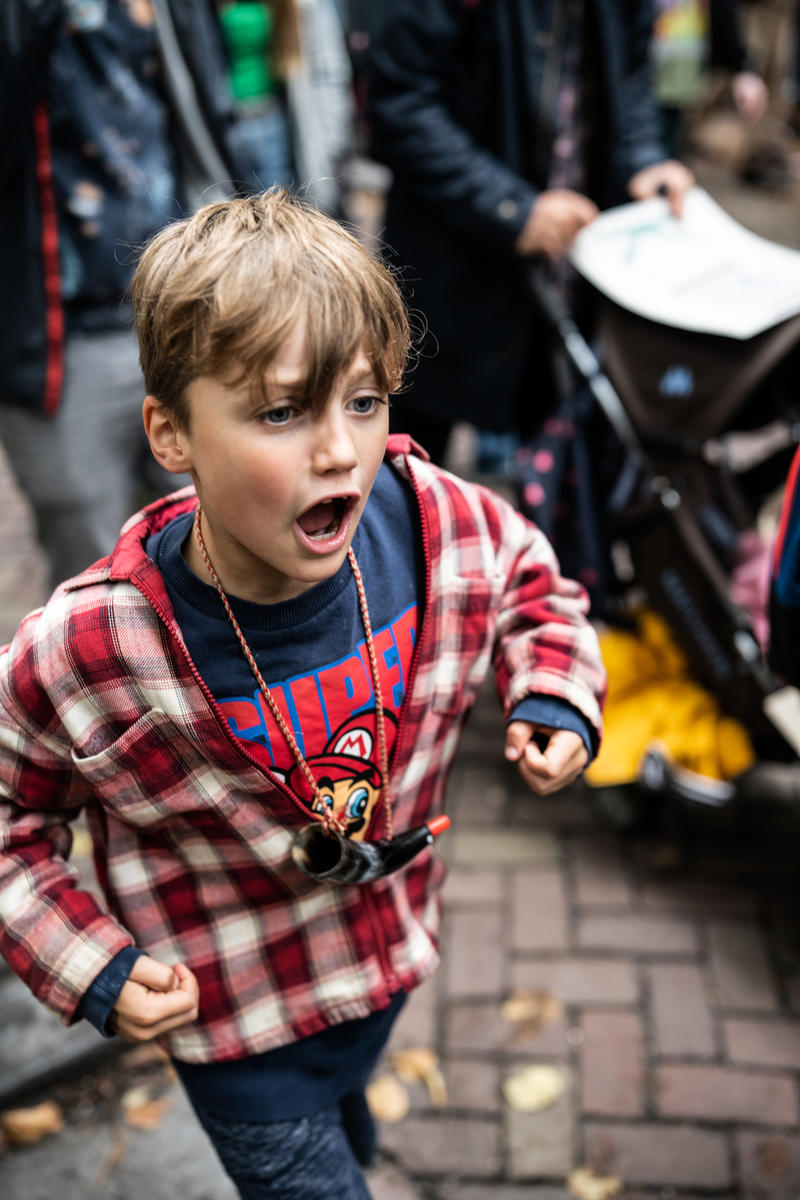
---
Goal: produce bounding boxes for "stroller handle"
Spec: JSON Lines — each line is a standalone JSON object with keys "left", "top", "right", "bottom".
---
{"left": 526, "top": 263, "right": 648, "bottom": 474}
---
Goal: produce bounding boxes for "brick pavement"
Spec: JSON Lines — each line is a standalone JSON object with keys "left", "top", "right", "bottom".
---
{"left": 367, "top": 691, "right": 800, "bottom": 1198}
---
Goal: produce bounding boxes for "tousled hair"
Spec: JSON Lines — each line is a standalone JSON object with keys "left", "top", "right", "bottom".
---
{"left": 131, "top": 188, "right": 411, "bottom": 428}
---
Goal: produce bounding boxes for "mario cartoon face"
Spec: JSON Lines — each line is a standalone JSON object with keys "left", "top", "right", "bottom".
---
{"left": 283, "top": 712, "right": 397, "bottom": 841}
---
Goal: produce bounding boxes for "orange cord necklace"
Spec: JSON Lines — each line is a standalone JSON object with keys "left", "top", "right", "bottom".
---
{"left": 192, "top": 506, "right": 392, "bottom": 840}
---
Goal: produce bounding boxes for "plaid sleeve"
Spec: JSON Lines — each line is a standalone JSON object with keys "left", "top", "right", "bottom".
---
{"left": 486, "top": 489, "right": 606, "bottom": 742}
{"left": 0, "top": 608, "right": 134, "bottom": 1024}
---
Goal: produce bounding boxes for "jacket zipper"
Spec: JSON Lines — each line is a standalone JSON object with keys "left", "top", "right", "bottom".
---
{"left": 363, "top": 455, "right": 432, "bottom": 993}
{"left": 383, "top": 455, "right": 432, "bottom": 792}
{"left": 132, "top": 578, "right": 318, "bottom": 825}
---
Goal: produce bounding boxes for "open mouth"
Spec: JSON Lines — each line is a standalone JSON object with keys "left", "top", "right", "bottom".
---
{"left": 295, "top": 496, "right": 357, "bottom": 546}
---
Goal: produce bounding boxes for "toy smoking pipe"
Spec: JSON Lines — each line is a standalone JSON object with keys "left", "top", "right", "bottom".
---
{"left": 292, "top": 815, "right": 451, "bottom": 885}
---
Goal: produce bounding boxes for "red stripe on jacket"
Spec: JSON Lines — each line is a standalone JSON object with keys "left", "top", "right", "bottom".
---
{"left": 773, "top": 445, "right": 800, "bottom": 574}
{"left": 33, "top": 103, "right": 64, "bottom": 416}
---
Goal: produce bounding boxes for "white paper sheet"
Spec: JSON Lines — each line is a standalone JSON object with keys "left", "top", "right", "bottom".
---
{"left": 568, "top": 187, "right": 800, "bottom": 339}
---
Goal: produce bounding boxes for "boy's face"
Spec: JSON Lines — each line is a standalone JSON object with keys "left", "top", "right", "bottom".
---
{"left": 164, "top": 320, "right": 389, "bottom": 604}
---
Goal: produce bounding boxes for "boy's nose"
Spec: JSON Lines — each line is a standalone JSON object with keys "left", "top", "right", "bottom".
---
{"left": 312, "top": 411, "right": 359, "bottom": 472}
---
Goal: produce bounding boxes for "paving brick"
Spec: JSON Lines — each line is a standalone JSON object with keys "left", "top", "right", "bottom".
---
{"left": 451, "top": 828, "right": 559, "bottom": 867}
{"left": 389, "top": 978, "right": 438, "bottom": 1050}
{"left": 443, "top": 866, "right": 505, "bottom": 906}
{"left": 655, "top": 1063, "right": 799, "bottom": 1125}
{"left": 581, "top": 1011, "right": 644, "bottom": 1116}
{"left": 768, "top": 905, "right": 800, "bottom": 970}
{"left": 379, "top": 1116, "right": 500, "bottom": 1177}
{"left": 511, "top": 958, "right": 638, "bottom": 1006}
{"left": 445, "top": 1001, "right": 569, "bottom": 1059}
{"left": 440, "top": 1058, "right": 500, "bottom": 1112}
{"left": 508, "top": 790, "right": 594, "bottom": 831}
{"left": 511, "top": 867, "right": 569, "bottom": 953}
{"left": 724, "top": 1016, "right": 800, "bottom": 1068}
{"left": 641, "top": 878, "right": 757, "bottom": 916}
{"left": 648, "top": 963, "right": 715, "bottom": 1057}
{"left": 708, "top": 922, "right": 780, "bottom": 1011}
{"left": 577, "top": 913, "right": 698, "bottom": 955}
{"left": 446, "top": 762, "right": 508, "bottom": 827}
{"left": 583, "top": 1122, "right": 731, "bottom": 1187}
{"left": 445, "top": 909, "right": 505, "bottom": 999}
{"left": 505, "top": 1069, "right": 573, "bottom": 1178}
{"left": 737, "top": 1131, "right": 800, "bottom": 1200}
{"left": 572, "top": 835, "right": 634, "bottom": 907}
{"left": 367, "top": 1162, "right": 426, "bottom": 1200}
{"left": 695, "top": 843, "right": 797, "bottom": 886}
{"left": 621, "top": 1195, "right": 735, "bottom": 1200}
{"left": 788, "top": 974, "right": 800, "bottom": 1012}
{"left": 436, "top": 1188, "right": 569, "bottom": 1200}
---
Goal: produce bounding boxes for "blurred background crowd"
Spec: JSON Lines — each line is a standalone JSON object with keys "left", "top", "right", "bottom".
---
{"left": 0, "top": 0, "right": 798, "bottom": 592}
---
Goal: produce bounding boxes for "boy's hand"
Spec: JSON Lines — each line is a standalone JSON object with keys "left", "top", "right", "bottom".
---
{"left": 504, "top": 722, "right": 588, "bottom": 795}
{"left": 111, "top": 956, "right": 199, "bottom": 1043}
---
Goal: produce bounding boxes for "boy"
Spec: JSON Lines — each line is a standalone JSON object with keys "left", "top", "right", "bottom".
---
{"left": 0, "top": 190, "right": 605, "bottom": 1199}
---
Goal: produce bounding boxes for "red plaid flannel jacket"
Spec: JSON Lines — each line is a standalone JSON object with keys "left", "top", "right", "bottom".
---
{"left": 0, "top": 438, "right": 605, "bottom": 1063}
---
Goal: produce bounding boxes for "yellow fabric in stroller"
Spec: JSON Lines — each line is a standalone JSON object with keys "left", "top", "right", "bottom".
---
{"left": 586, "top": 611, "right": 756, "bottom": 787}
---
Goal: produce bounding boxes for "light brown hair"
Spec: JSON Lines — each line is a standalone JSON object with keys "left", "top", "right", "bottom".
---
{"left": 131, "top": 188, "right": 411, "bottom": 428}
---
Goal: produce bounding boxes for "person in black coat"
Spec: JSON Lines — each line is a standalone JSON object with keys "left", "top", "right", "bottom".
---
{"left": 0, "top": 0, "right": 242, "bottom": 586}
{"left": 367, "top": 0, "right": 694, "bottom": 463}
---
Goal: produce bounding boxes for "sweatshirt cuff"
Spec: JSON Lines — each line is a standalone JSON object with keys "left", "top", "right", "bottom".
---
{"left": 77, "top": 946, "right": 145, "bottom": 1038}
{"left": 509, "top": 696, "right": 596, "bottom": 762}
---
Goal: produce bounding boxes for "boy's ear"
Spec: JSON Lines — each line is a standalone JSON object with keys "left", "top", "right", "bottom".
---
{"left": 143, "top": 396, "right": 193, "bottom": 475}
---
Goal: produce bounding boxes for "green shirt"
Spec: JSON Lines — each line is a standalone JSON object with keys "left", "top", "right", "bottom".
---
{"left": 219, "top": 1, "right": 277, "bottom": 103}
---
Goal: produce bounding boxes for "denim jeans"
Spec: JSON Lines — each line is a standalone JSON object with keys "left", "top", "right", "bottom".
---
{"left": 0, "top": 329, "right": 190, "bottom": 588}
{"left": 196, "top": 1093, "right": 375, "bottom": 1200}
{"left": 228, "top": 100, "right": 293, "bottom": 193}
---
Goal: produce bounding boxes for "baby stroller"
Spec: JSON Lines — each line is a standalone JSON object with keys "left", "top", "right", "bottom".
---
{"left": 517, "top": 244, "right": 800, "bottom": 833}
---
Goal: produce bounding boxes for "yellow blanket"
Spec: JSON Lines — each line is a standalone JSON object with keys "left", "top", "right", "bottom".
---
{"left": 586, "top": 612, "right": 755, "bottom": 787}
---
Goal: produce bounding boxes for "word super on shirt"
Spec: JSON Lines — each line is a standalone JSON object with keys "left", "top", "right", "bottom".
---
{"left": 148, "top": 462, "right": 423, "bottom": 838}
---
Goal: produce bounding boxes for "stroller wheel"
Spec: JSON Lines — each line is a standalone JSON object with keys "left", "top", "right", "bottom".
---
{"left": 590, "top": 784, "right": 652, "bottom": 833}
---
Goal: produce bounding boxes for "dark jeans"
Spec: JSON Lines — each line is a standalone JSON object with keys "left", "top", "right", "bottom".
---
{"left": 196, "top": 1091, "right": 375, "bottom": 1200}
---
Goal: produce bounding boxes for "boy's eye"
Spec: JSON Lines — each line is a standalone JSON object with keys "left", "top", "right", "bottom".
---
{"left": 349, "top": 395, "right": 383, "bottom": 416}
{"left": 262, "top": 405, "right": 297, "bottom": 426}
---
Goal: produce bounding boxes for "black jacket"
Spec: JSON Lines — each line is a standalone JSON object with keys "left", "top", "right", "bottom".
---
{"left": 368, "top": 0, "right": 667, "bottom": 431}
{"left": 0, "top": 0, "right": 238, "bottom": 414}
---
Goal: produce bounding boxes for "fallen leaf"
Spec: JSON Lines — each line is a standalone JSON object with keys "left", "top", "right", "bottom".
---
{"left": 567, "top": 1166, "right": 623, "bottom": 1200}
{"left": 120, "top": 1085, "right": 152, "bottom": 1111}
{"left": 501, "top": 989, "right": 564, "bottom": 1041}
{"left": 94, "top": 1123, "right": 127, "bottom": 1189}
{"left": 119, "top": 1043, "right": 170, "bottom": 1070}
{"left": 756, "top": 1138, "right": 791, "bottom": 1178}
{"left": 390, "top": 1047, "right": 448, "bottom": 1107}
{"left": 391, "top": 1046, "right": 438, "bottom": 1079}
{"left": 502, "top": 1064, "right": 565, "bottom": 1112}
{"left": 366, "top": 1074, "right": 410, "bottom": 1123}
{"left": 123, "top": 1095, "right": 173, "bottom": 1131}
{"left": 1, "top": 1101, "right": 64, "bottom": 1145}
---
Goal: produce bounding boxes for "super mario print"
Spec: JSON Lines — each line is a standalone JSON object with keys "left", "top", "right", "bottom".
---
{"left": 215, "top": 604, "right": 418, "bottom": 833}
{"left": 274, "top": 711, "right": 398, "bottom": 840}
